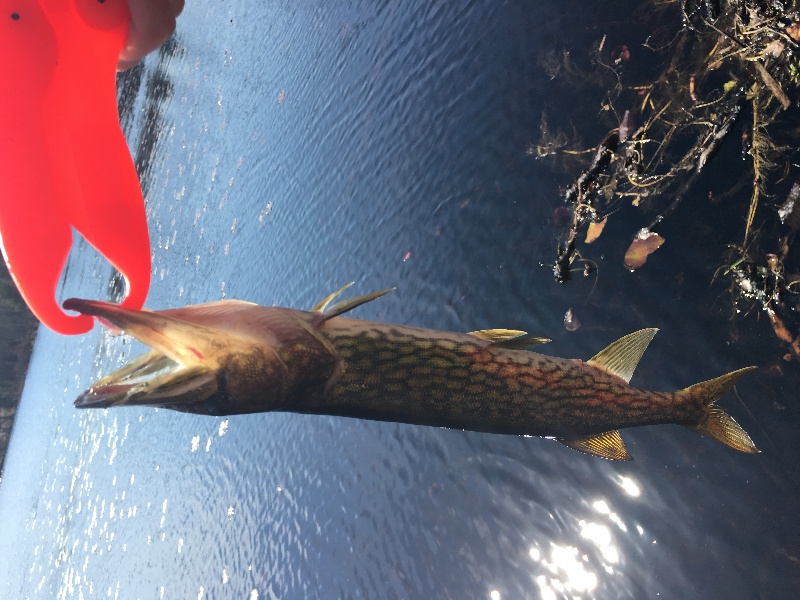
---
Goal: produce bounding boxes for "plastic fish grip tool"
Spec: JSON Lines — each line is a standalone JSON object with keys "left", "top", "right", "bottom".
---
{"left": 0, "top": 0, "right": 150, "bottom": 334}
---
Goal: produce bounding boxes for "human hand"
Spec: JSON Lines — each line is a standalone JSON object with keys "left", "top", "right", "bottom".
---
{"left": 118, "top": 0, "right": 185, "bottom": 71}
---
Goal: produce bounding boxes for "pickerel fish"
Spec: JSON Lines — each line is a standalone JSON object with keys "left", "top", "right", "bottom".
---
{"left": 64, "top": 285, "right": 760, "bottom": 460}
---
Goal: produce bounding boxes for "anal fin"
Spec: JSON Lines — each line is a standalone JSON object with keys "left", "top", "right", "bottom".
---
{"left": 558, "top": 430, "right": 633, "bottom": 460}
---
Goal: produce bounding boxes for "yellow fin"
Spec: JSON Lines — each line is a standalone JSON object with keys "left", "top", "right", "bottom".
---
{"left": 311, "top": 282, "right": 354, "bottom": 313}
{"left": 312, "top": 286, "right": 395, "bottom": 321}
{"left": 587, "top": 328, "right": 658, "bottom": 383}
{"left": 558, "top": 430, "right": 633, "bottom": 460}
{"left": 680, "top": 366, "right": 760, "bottom": 454}
{"left": 468, "top": 329, "right": 550, "bottom": 349}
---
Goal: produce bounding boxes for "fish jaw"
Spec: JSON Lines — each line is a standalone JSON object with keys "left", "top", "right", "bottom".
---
{"left": 74, "top": 353, "right": 218, "bottom": 412}
{"left": 64, "top": 298, "right": 226, "bottom": 367}
{"left": 64, "top": 298, "right": 295, "bottom": 415}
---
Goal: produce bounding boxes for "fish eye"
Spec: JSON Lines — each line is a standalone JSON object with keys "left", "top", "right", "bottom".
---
{"left": 205, "top": 391, "right": 234, "bottom": 416}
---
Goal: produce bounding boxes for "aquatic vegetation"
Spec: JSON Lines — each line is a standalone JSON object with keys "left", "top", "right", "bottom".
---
{"left": 538, "top": 0, "right": 800, "bottom": 354}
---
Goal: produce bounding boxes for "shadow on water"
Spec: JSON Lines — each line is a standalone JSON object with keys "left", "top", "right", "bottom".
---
{"left": 108, "top": 38, "right": 179, "bottom": 301}
{"left": 0, "top": 274, "right": 38, "bottom": 477}
{"left": 132, "top": 37, "right": 178, "bottom": 196}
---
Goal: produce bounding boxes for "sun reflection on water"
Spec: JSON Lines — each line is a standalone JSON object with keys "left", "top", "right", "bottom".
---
{"left": 617, "top": 476, "right": 641, "bottom": 498}
{"left": 531, "top": 543, "right": 598, "bottom": 597}
{"left": 527, "top": 473, "right": 650, "bottom": 597}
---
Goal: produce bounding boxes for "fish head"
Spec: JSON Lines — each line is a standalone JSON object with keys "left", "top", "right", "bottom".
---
{"left": 64, "top": 298, "right": 300, "bottom": 415}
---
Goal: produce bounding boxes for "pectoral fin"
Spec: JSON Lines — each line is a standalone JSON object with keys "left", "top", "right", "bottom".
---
{"left": 558, "top": 430, "right": 633, "bottom": 460}
{"left": 468, "top": 329, "right": 550, "bottom": 349}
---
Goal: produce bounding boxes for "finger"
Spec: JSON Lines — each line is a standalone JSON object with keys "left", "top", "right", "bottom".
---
{"left": 117, "top": 0, "right": 185, "bottom": 71}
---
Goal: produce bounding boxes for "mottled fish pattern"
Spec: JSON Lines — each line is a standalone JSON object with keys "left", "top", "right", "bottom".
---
{"left": 65, "top": 285, "right": 759, "bottom": 460}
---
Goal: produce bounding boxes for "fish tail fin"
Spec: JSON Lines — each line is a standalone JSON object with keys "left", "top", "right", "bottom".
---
{"left": 679, "top": 366, "right": 760, "bottom": 454}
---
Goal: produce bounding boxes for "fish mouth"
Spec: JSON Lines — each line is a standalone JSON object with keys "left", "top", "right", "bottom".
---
{"left": 64, "top": 299, "right": 220, "bottom": 411}
{"left": 72, "top": 349, "right": 217, "bottom": 410}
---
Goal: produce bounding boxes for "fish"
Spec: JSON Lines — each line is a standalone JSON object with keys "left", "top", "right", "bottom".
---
{"left": 64, "top": 285, "right": 760, "bottom": 460}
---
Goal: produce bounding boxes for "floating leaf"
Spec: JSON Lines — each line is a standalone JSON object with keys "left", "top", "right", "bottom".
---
{"left": 551, "top": 206, "right": 572, "bottom": 227}
{"left": 723, "top": 80, "right": 738, "bottom": 93}
{"left": 767, "top": 308, "right": 794, "bottom": 344}
{"left": 564, "top": 308, "right": 581, "bottom": 332}
{"left": 585, "top": 217, "right": 607, "bottom": 244}
{"left": 611, "top": 45, "right": 630, "bottom": 65}
{"left": 765, "top": 40, "right": 785, "bottom": 58}
{"left": 624, "top": 229, "right": 664, "bottom": 271}
{"left": 619, "top": 110, "right": 634, "bottom": 142}
{"left": 778, "top": 182, "right": 800, "bottom": 230}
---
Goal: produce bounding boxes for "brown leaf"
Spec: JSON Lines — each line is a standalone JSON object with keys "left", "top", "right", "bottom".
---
{"left": 765, "top": 40, "right": 785, "bottom": 58}
{"left": 767, "top": 308, "right": 794, "bottom": 344}
{"left": 787, "top": 22, "right": 800, "bottom": 42}
{"left": 624, "top": 229, "right": 664, "bottom": 271}
{"left": 585, "top": 217, "right": 607, "bottom": 244}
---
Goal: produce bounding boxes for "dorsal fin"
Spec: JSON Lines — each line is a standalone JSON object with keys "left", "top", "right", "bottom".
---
{"left": 312, "top": 285, "right": 395, "bottom": 321}
{"left": 558, "top": 430, "right": 633, "bottom": 460}
{"left": 468, "top": 329, "right": 550, "bottom": 349}
{"left": 587, "top": 328, "right": 658, "bottom": 383}
{"left": 311, "top": 282, "right": 354, "bottom": 313}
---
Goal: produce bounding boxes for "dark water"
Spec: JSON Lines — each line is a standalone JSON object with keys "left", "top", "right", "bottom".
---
{"left": 1, "top": 0, "right": 799, "bottom": 598}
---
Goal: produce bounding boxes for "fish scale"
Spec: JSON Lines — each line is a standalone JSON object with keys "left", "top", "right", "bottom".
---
{"left": 302, "top": 318, "right": 730, "bottom": 443}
